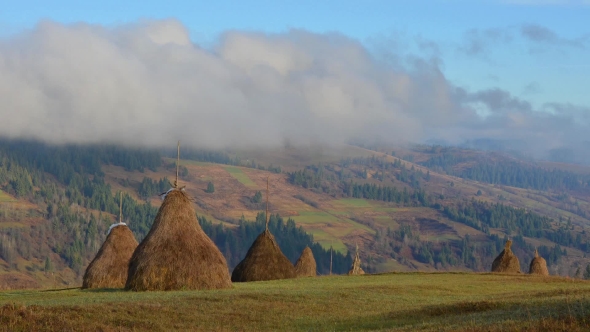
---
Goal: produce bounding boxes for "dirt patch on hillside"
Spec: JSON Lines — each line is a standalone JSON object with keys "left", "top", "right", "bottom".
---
{"left": 0, "top": 272, "right": 40, "bottom": 290}
{"left": 417, "top": 218, "right": 456, "bottom": 236}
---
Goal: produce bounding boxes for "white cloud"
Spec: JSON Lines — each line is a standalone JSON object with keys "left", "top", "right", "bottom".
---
{"left": 0, "top": 19, "right": 589, "bottom": 162}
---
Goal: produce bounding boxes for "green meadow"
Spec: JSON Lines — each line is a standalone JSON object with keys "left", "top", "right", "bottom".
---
{"left": 0, "top": 190, "right": 15, "bottom": 202}
{"left": 224, "top": 166, "right": 257, "bottom": 187}
{"left": 1, "top": 273, "right": 589, "bottom": 331}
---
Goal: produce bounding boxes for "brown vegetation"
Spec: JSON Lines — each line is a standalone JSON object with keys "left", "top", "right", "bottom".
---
{"left": 491, "top": 240, "right": 521, "bottom": 273}
{"left": 529, "top": 249, "right": 549, "bottom": 276}
{"left": 294, "top": 246, "right": 316, "bottom": 277}
{"left": 125, "top": 189, "right": 232, "bottom": 291}
{"left": 348, "top": 245, "right": 365, "bottom": 275}
{"left": 82, "top": 225, "right": 138, "bottom": 289}
{"left": 0, "top": 273, "right": 40, "bottom": 290}
{"left": 231, "top": 229, "right": 296, "bottom": 282}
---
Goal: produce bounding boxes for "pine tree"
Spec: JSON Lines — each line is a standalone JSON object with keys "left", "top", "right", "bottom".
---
{"left": 252, "top": 191, "right": 262, "bottom": 203}
{"left": 44, "top": 256, "right": 53, "bottom": 272}
{"left": 205, "top": 182, "right": 215, "bottom": 193}
{"left": 584, "top": 264, "right": 590, "bottom": 280}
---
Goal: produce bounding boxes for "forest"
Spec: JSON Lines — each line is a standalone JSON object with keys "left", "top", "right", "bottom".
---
{"left": 0, "top": 139, "right": 345, "bottom": 278}
{"left": 1, "top": 138, "right": 589, "bottom": 280}
{"left": 287, "top": 159, "right": 589, "bottom": 270}
{"left": 419, "top": 151, "right": 590, "bottom": 192}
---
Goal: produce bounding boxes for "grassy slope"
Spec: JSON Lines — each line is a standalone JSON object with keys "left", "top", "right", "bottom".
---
{"left": 103, "top": 161, "right": 378, "bottom": 254}
{"left": 1, "top": 273, "right": 590, "bottom": 331}
{"left": 4, "top": 143, "right": 590, "bottom": 288}
{"left": 0, "top": 190, "right": 15, "bottom": 203}
{"left": 99, "top": 144, "right": 590, "bottom": 274}
{"left": 384, "top": 145, "right": 590, "bottom": 229}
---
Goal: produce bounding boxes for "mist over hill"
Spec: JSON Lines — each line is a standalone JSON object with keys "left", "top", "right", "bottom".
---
{"left": 1, "top": 19, "right": 589, "bottom": 163}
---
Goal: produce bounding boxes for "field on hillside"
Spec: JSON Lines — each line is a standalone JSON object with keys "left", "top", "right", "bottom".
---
{"left": 102, "top": 163, "right": 378, "bottom": 254}
{"left": 6, "top": 140, "right": 590, "bottom": 294}
{"left": 0, "top": 190, "right": 15, "bottom": 202}
{"left": 1, "top": 273, "right": 589, "bottom": 331}
{"left": 228, "top": 144, "right": 376, "bottom": 171}
{"left": 100, "top": 147, "right": 590, "bottom": 275}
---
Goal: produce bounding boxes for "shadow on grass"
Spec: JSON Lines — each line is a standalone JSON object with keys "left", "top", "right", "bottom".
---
{"left": 304, "top": 296, "right": 590, "bottom": 331}
{"left": 81, "top": 288, "right": 126, "bottom": 293}
{"left": 40, "top": 287, "right": 82, "bottom": 293}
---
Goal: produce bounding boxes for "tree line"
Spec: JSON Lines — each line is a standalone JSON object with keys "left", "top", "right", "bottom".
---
{"left": 419, "top": 152, "right": 590, "bottom": 192}
{"left": 0, "top": 140, "right": 346, "bottom": 276}
{"left": 162, "top": 147, "right": 282, "bottom": 174}
{"left": 199, "top": 212, "right": 352, "bottom": 275}
{"left": 287, "top": 161, "right": 590, "bottom": 259}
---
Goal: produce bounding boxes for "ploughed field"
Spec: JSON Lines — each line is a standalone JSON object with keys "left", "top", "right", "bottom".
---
{"left": 1, "top": 272, "right": 590, "bottom": 331}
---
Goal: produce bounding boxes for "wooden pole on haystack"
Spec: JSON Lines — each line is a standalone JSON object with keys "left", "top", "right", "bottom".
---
{"left": 119, "top": 191, "right": 123, "bottom": 223}
{"left": 174, "top": 140, "right": 180, "bottom": 189}
{"left": 265, "top": 176, "right": 270, "bottom": 231}
{"left": 330, "top": 245, "right": 333, "bottom": 276}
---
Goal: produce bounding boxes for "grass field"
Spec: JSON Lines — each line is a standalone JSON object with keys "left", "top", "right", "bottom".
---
{"left": 0, "top": 222, "right": 27, "bottom": 229}
{"left": 293, "top": 211, "right": 373, "bottom": 233}
{"left": 332, "top": 198, "right": 372, "bottom": 207}
{"left": 224, "top": 166, "right": 257, "bottom": 187}
{"left": 290, "top": 210, "right": 375, "bottom": 252}
{"left": 0, "top": 190, "right": 15, "bottom": 202}
{"left": 175, "top": 159, "right": 214, "bottom": 167}
{"left": 304, "top": 229, "right": 348, "bottom": 253}
{"left": 1, "top": 273, "right": 589, "bottom": 331}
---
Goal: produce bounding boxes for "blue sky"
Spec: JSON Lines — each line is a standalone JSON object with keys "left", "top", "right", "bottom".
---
{"left": 2, "top": 0, "right": 589, "bottom": 108}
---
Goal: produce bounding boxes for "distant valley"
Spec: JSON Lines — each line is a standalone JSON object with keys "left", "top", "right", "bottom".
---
{"left": 1, "top": 139, "right": 590, "bottom": 288}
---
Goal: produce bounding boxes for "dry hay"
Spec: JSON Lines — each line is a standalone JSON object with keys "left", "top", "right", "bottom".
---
{"left": 491, "top": 240, "right": 521, "bottom": 273}
{"left": 231, "top": 229, "right": 296, "bottom": 282}
{"left": 82, "top": 225, "right": 138, "bottom": 289}
{"left": 294, "top": 246, "right": 317, "bottom": 277}
{"left": 125, "top": 189, "right": 232, "bottom": 291}
{"left": 529, "top": 249, "right": 549, "bottom": 276}
{"left": 348, "top": 247, "right": 365, "bottom": 275}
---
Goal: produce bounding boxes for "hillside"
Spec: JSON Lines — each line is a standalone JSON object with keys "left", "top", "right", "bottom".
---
{"left": 1, "top": 140, "right": 590, "bottom": 288}
{"left": 1, "top": 273, "right": 590, "bottom": 331}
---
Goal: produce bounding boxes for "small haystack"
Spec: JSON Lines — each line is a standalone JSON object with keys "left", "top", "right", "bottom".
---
{"left": 294, "top": 246, "right": 317, "bottom": 277}
{"left": 231, "top": 177, "right": 296, "bottom": 282}
{"left": 491, "top": 240, "right": 521, "bottom": 273}
{"left": 348, "top": 244, "right": 365, "bottom": 275}
{"left": 125, "top": 141, "right": 232, "bottom": 291}
{"left": 231, "top": 229, "right": 297, "bottom": 282}
{"left": 83, "top": 193, "right": 138, "bottom": 289}
{"left": 528, "top": 249, "right": 549, "bottom": 276}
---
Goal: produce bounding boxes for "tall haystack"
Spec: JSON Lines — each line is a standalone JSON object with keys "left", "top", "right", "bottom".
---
{"left": 231, "top": 177, "right": 296, "bottom": 282}
{"left": 294, "top": 246, "right": 316, "bottom": 277}
{"left": 125, "top": 141, "right": 232, "bottom": 291}
{"left": 491, "top": 240, "right": 521, "bottom": 273}
{"left": 83, "top": 193, "right": 138, "bottom": 289}
{"left": 348, "top": 244, "right": 365, "bottom": 275}
{"left": 528, "top": 249, "right": 549, "bottom": 276}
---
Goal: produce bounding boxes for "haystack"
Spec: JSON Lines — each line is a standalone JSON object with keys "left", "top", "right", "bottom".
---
{"left": 528, "top": 249, "right": 549, "bottom": 276}
{"left": 348, "top": 244, "right": 365, "bottom": 275}
{"left": 125, "top": 141, "right": 232, "bottom": 291}
{"left": 231, "top": 229, "right": 296, "bottom": 282}
{"left": 231, "top": 177, "right": 296, "bottom": 282}
{"left": 82, "top": 193, "right": 138, "bottom": 289}
{"left": 491, "top": 240, "right": 521, "bottom": 273}
{"left": 83, "top": 225, "right": 138, "bottom": 289}
{"left": 294, "top": 246, "right": 316, "bottom": 277}
{"left": 126, "top": 188, "right": 232, "bottom": 291}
